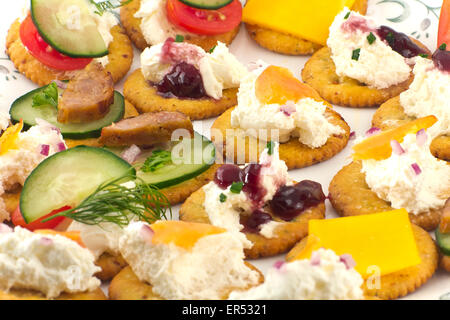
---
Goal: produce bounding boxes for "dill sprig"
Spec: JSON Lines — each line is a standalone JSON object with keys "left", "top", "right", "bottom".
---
{"left": 90, "top": 0, "right": 133, "bottom": 16}
{"left": 43, "top": 173, "right": 172, "bottom": 226}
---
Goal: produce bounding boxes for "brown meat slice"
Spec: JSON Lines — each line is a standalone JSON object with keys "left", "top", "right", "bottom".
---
{"left": 57, "top": 63, "right": 114, "bottom": 123}
{"left": 99, "top": 111, "right": 193, "bottom": 147}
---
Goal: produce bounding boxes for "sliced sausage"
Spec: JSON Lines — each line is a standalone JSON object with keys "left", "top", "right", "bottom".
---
{"left": 99, "top": 111, "right": 193, "bottom": 147}
{"left": 57, "top": 63, "right": 114, "bottom": 124}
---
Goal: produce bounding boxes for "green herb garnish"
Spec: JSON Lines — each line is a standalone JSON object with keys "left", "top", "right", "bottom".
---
{"left": 208, "top": 45, "right": 217, "bottom": 53}
{"left": 439, "top": 43, "right": 447, "bottom": 51}
{"left": 367, "top": 32, "right": 376, "bottom": 45}
{"left": 219, "top": 193, "right": 227, "bottom": 203}
{"left": 419, "top": 53, "right": 429, "bottom": 58}
{"left": 43, "top": 172, "right": 172, "bottom": 226}
{"left": 230, "top": 182, "right": 244, "bottom": 194}
{"left": 175, "top": 35, "right": 184, "bottom": 42}
{"left": 266, "top": 141, "right": 275, "bottom": 155}
{"left": 141, "top": 150, "right": 172, "bottom": 172}
{"left": 90, "top": 0, "right": 133, "bottom": 16}
{"left": 344, "top": 12, "right": 350, "bottom": 19}
{"left": 351, "top": 48, "right": 361, "bottom": 61}
{"left": 32, "top": 82, "right": 58, "bottom": 109}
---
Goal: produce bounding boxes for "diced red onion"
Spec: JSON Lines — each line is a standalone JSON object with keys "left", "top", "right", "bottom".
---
{"left": 40, "top": 144, "right": 50, "bottom": 156}
{"left": 40, "top": 237, "right": 53, "bottom": 246}
{"left": 57, "top": 142, "right": 66, "bottom": 151}
{"left": 0, "top": 224, "right": 12, "bottom": 234}
{"left": 390, "top": 140, "right": 405, "bottom": 155}
{"left": 365, "top": 127, "right": 381, "bottom": 137}
{"left": 411, "top": 163, "right": 422, "bottom": 175}
{"left": 416, "top": 129, "right": 427, "bottom": 146}
{"left": 280, "top": 101, "right": 296, "bottom": 116}
{"left": 340, "top": 254, "right": 356, "bottom": 270}
{"left": 120, "top": 145, "right": 141, "bottom": 164}
{"left": 273, "top": 260, "right": 285, "bottom": 270}
{"left": 349, "top": 131, "right": 356, "bottom": 140}
{"left": 310, "top": 252, "right": 321, "bottom": 266}
{"left": 140, "top": 224, "right": 154, "bottom": 243}
{"left": 52, "top": 80, "right": 67, "bottom": 89}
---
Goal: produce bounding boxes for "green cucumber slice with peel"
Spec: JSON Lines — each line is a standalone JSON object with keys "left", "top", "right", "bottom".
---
{"left": 20, "top": 146, "right": 134, "bottom": 223}
{"left": 436, "top": 228, "right": 450, "bottom": 256}
{"left": 30, "top": 0, "right": 108, "bottom": 58}
{"left": 10, "top": 87, "right": 124, "bottom": 140}
{"left": 179, "top": 0, "right": 233, "bottom": 10}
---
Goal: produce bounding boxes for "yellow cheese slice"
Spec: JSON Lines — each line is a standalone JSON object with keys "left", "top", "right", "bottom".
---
{"left": 294, "top": 209, "right": 421, "bottom": 278}
{"left": 242, "top": 0, "right": 356, "bottom": 45}
{"left": 150, "top": 220, "right": 226, "bottom": 250}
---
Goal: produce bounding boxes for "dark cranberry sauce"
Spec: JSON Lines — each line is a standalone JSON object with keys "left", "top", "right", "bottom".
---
{"left": 156, "top": 62, "right": 206, "bottom": 99}
{"left": 242, "top": 209, "right": 273, "bottom": 234}
{"left": 432, "top": 48, "right": 450, "bottom": 72}
{"left": 242, "top": 164, "right": 266, "bottom": 206}
{"left": 270, "top": 180, "right": 325, "bottom": 221}
{"left": 376, "top": 26, "right": 427, "bottom": 58}
{"left": 214, "top": 164, "right": 243, "bottom": 189}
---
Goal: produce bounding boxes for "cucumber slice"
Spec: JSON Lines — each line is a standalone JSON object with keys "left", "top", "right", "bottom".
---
{"left": 20, "top": 146, "right": 134, "bottom": 223}
{"left": 436, "top": 228, "right": 450, "bottom": 256}
{"left": 108, "top": 132, "right": 215, "bottom": 189}
{"left": 10, "top": 88, "right": 125, "bottom": 140}
{"left": 179, "top": 0, "right": 233, "bottom": 9}
{"left": 30, "top": 0, "right": 108, "bottom": 58}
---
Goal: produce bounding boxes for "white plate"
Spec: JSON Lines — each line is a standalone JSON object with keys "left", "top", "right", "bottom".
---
{"left": 0, "top": 0, "right": 448, "bottom": 300}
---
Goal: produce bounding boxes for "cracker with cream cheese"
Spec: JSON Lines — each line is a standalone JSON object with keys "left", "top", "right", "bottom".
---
{"left": 179, "top": 187, "right": 325, "bottom": 259}
{"left": 301, "top": 43, "right": 429, "bottom": 108}
{"left": 6, "top": 20, "right": 133, "bottom": 86}
{"left": 287, "top": 224, "right": 438, "bottom": 300}
{"left": 124, "top": 69, "right": 238, "bottom": 120}
{"left": 109, "top": 263, "right": 264, "bottom": 300}
{"left": 211, "top": 107, "right": 350, "bottom": 170}
{"left": 372, "top": 96, "right": 450, "bottom": 161}
{"left": 328, "top": 161, "right": 443, "bottom": 231}
{"left": 244, "top": 0, "right": 368, "bottom": 56}
{"left": 120, "top": 0, "right": 240, "bottom": 52}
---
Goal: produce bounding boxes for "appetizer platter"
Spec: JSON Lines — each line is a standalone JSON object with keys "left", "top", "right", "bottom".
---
{"left": 0, "top": 0, "right": 449, "bottom": 300}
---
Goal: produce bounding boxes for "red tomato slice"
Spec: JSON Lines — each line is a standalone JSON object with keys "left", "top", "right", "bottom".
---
{"left": 166, "top": 0, "right": 242, "bottom": 36}
{"left": 438, "top": 0, "right": 450, "bottom": 49}
{"left": 19, "top": 15, "right": 92, "bottom": 71}
{"left": 11, "top": 205, "right": 70, "bottom": 231}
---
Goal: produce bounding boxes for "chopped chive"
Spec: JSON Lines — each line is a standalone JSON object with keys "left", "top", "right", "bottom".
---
{"left": 175, "top": 35, "right": 184, "bottom": 42}
{"left": 419, "top": 53, "right": 428, "bottom": 58}
{"left": 219, "top": 193, "right": 227, "bottom": 203}
{"left": 230, "top": 182, "right": 244, "bottom": 194}
{"left": 344, "top": 12, "right": 350, "bottom": 19}
{"left": 208, "top": 45, "right": 217, "bottom": 53}
{"left": 266, "top": 141, "right": 275, "bottom": 155}
{"left": 439, "top": 43, "right": 447, "bottom": 51}
{"left": 351, "top": 48, "right": 361, "bottom": 61}
{"left": 367, "top": 32, "right": 376, "bottom": 45}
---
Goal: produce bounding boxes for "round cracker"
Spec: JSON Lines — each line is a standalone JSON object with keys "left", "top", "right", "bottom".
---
{"left": 123, "top": 69, "right": 238, "bottom": 120}
{"left": 301, "top": 43, "right": 430, "bottom": 107}
{"left": 6, "top": 20, "right": 133, "bottom": 86}
{"left": 95, "top": 252, "right": 128, "bottom": 281}
{"left": 372, "top": 96, "right": 450, "bottom": 161}
{"left": 286, "top": 224, "right": 438, "bottom": 300}
{"left": 120, "top": 0, "right": 240, "bottom": 52}
{"left": 179, "top": 186, "right": 326, "bottom": 259}
{"left": 210, "top": 107, "right": 350, "bottom": 169}
{"left": 244, "top": 0, "right": 368, "bottom": 56}
{"left": 328, "top": 161, "right": 443, "bottom": 231}
{"left": 440, "top": 254, "right": 450, "bottom": 272}
{"left": 0, "top": 287, "right": 106, "bottom": 300}
{"left": 109, "top": 263, "right": 264, "bottom": 300}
